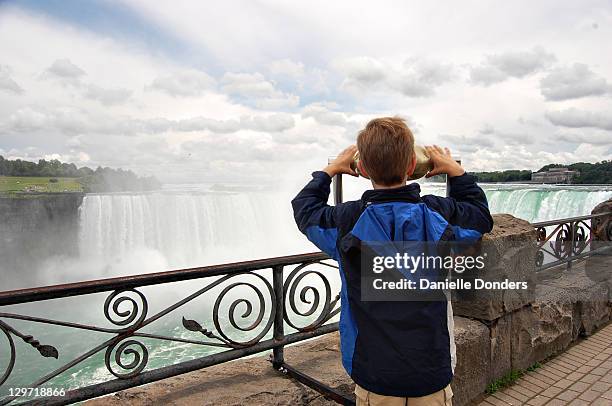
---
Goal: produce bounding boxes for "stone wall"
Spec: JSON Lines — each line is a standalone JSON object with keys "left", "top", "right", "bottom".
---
{"left": 450, "top": 211, "right": 611, "bottom": 405}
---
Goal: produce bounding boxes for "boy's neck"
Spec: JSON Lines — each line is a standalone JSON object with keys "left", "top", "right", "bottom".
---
{"left": 372, "top": 179, "right": 408, "bottom": 190}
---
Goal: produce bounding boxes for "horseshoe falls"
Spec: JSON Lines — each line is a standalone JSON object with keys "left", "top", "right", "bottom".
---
{"left": 4, "top": 183, "right": 610, "bottom": 290}
{"left": 77, "top": 184, "right": 612, "bottom": 276}
{"left": 78, "top": 191, "right": 303, "bottom": 269}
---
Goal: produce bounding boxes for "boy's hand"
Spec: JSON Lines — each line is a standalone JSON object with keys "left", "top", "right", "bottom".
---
{"left": 425, "top": 145, "right": 465, "bottom": 178}
{"left": 324, "top": 145, "right": 358, "bottom": 178}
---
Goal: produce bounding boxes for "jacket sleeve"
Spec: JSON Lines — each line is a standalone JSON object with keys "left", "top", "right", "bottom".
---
{"left": 422, "top": 173, "right": 494, "bottom": 237}
{"left": 291, "top": 171, "right": 339, "bottom": 259}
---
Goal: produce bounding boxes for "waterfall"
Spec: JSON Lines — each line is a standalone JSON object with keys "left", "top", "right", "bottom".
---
{"left": 484, "top": 186, "right": 612, "bottom": 222}
{"left": 416, "top": 183, "right": 611, "bottom": 222}
{"left": 79, "top": 191, "right": 306, "bottom": 271}
{"left": 77, "top": 184, "right": 612, "bottom": 275}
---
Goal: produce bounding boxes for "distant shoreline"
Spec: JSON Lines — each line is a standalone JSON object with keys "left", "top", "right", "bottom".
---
{"left": 0, "top": 175, "right": 161, "bottom": 194}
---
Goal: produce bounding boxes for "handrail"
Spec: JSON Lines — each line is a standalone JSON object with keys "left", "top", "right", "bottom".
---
{"left": 0, "top": 252, "right": 328, "bottom": 306}
{"left": 531, "top": 211, "right": 611, "bottom": 228}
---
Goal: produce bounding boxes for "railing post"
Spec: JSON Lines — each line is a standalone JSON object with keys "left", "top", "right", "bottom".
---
{"left": 446, "top": 159, "right": 461, "bottom": 197}
{"left": 568, "top": 220, "right": 574, "bottom": 271}
{"left": 272, "top": 265, "right": 284, "bottom": 369}
{"left": 333, "top": 174, "right": 343, "bottom": 205}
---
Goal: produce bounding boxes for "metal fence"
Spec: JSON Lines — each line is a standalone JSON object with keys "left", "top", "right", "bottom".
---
{"left": 532, "top": 211, "right": 611, "bottom": 271}
{"left": 0, "top": 253, "right": 349, "bottom": 405}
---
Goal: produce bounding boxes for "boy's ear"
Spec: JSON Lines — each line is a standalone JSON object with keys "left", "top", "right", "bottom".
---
{"left": 357, "top": 160, "right": 370, "bottom": 179}
{"left": 406, "top": 151, "right": 417, "bottom": 177}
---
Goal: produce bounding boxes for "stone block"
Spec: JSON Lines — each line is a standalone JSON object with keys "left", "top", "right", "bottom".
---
{"left": 490, "top": 313, "right": 512, "bottom": 381}
{"left": 451, "top": 316, "right": 490, "bottom": 406}
{"left": 510, "top": 266, "right": 611, "bottom": 370}
{"left": 453, "top": 214, "right": 537, "bottom": 321}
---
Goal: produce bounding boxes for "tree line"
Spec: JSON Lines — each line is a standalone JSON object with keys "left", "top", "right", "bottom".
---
{"left": 471, "top": 161, "right": 612, "bottom": 184}
{"left": 0, "top": 156, "right": 161, "bottom": 192}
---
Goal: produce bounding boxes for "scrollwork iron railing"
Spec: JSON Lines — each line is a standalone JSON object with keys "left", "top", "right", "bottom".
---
{"left": 0, "top": 253, "right": 345, "bottom": 405}
{"left": 533, "top": 211, "right": 612, "bottom": 271}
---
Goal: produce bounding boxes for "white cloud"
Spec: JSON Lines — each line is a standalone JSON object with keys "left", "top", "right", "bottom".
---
{"left": 301, "top": 102, "right": 348, "bottom": 127}
{"left": 469, "top": 47, "right": 556, "bottom": 86}
{"left": 540, "top": 63, "right": 611, "bottom": 101}
{"left": 38, "top": 57, "right": 137, "bottom": 106}
{"left": 393, "top": 79, "right": 437, "bottom": 98}
{"left": 555, "top": 132, "right": 611, "bottom": 145}
{"left": 0, "top": 65, "right": 23, "bottom": 94}
{"left": 333, "top": 57, "right": 387, "bottom": 87}
{"left": 221, "top": 71, "right": 299, "bottom": 109}
{"left": 174, "top": 117, "right": 240, "bottom": 133}
{"left": 442, "top": 133, "right": 495, "bottom": 149}
{"left": 254, "top": 93, "right": 300, "bottom": 109}
{"left": 43, "top": 59, "right": 134, "bottom": 105}
{"left": 0, "top": 75, "right": 23, "bottom": 94}
{"left": 45, "top": 58, "right": 86, "bottom": 79}
{"left": 241, "top": 113, "right": 295, "bottom": 132}
{"left": 3, "top": 106, "right": 295, "bottom": 136}
{"left": 4, "top": 107, "right": 49, "bottom": 132}
{"left": 479, "top": 124, "right": 495, "bottom": 135}
{"left": 148, "top": 69, "right": 215, "bottom": 97}
{"left": 334, "top": 57, "right": 454, "bottom": 98}
{"left": 267, "top": 59, "right": 305, "bottom": 79}
{"left": 1, "top": 2, "right": 612, "bottom": 182}
{"left": 84, "top": 85, "right": 132, "bottom": 105}
{"left": 498, "top": 132, "right": 535, "bottom": 145}
{"left": 403, "top": 59, "right": 454, "bottom": 87}
{"left": 176, "top": 113, "right": 295, "bottom": 133}
{"left": 221, "top": 72, "right": 277, "bottom": 97}
{"left": 546, "top": 108, "right": 612, "bottom": 131}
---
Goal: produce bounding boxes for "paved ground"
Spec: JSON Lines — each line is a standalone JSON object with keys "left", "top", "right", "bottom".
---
{"left": 86, "top": 332, "right": 354, "bottom": 406}
{"left": 86, "top": 324, "right": 611, "bottom": 406}
{"left": 480, "top": 323, "right": 612, "bottom": 406}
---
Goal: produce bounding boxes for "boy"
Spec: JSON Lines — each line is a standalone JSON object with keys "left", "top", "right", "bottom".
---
{"left": 291, "top": 117, "right": 493, "bottom": 405}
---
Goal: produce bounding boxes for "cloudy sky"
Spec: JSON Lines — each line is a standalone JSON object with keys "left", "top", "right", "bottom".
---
{"left": 0, "top": 0, "right": 611, "bottom": 184}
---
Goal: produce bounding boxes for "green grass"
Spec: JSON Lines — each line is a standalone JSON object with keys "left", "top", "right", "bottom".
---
{"left": 486, "top": 362, "right": 541, "bottom": 394}
{"left": 526, "top": 362, "right": 542, "bottom": 372}
{"left": 0, "top": 176, "right": 83, "bottom": 193}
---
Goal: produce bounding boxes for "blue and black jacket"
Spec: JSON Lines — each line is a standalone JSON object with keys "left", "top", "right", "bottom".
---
{"left": 292, "top": 171, "right": 493, "bottom": 397}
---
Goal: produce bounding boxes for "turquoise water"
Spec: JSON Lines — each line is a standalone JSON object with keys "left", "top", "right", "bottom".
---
{"left": 482, "top": 184, "right": 612, "bottom": 222}
{"left": 342, "top": 179, "right": 612, "bottom": 222}
{"left": 1, "top": 272, "right": 335, "bottom": 401}
{"left": 417, "top": 183, "right": 612, "bottom": 222}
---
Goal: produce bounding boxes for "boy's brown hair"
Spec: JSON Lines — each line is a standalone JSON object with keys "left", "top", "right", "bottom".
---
{"left": 357, "top": 116, "right": 415, "bottom": 186}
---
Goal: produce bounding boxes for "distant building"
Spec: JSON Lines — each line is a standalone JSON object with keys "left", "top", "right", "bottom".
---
{"left": 531, "top": 167, "right": 580, "bottom": 184}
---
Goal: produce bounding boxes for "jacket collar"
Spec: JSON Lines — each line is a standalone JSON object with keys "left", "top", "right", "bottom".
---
{"left": 361, "top": 182, "right": 422, "bottom": 205}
